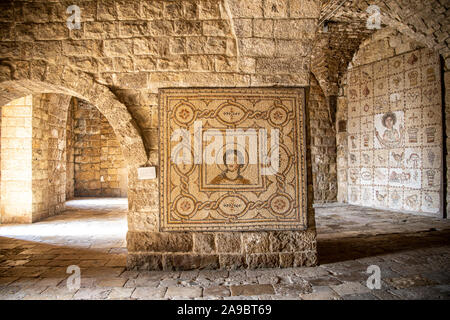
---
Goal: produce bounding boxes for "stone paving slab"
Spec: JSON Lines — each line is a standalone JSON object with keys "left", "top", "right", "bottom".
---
{"left": 230, "top": 284, "right": 275, "bottom": 296}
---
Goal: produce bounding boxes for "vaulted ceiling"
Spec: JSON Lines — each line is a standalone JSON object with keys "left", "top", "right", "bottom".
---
{"left": 312, "top": 0, "right": 449, "bottom": 97}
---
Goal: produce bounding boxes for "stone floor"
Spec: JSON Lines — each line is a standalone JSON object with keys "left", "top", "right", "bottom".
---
{"left": 0, "top": 198, "right": 449, "bottom": 300}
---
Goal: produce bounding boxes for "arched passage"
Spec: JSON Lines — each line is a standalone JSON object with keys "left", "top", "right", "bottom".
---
{"left": 0, "top": 79, "right": 147, "bottom": 167}
{"left": 0, "top": 76, "right": 147, "bottom": 225}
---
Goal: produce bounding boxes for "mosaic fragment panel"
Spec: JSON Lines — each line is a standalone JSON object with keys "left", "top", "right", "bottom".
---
{"left": 159, "top": 88, "right": 308, "bottom": 231}
{"left": 347, "top": 48, "right": 443, "bottom": 216}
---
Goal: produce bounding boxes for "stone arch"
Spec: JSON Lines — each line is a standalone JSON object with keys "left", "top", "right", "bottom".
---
{"left": 0, "top": 77, "right": 147, "bottom": 167}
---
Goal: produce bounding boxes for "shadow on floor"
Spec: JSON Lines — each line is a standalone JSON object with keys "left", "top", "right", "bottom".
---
{"left": 317, "top": 229, "right": 450, "bottom": 264}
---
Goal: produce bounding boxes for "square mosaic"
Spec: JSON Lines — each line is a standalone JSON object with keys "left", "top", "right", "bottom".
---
{"left": 159, "top": 88, "right": 308, "bottom": 231}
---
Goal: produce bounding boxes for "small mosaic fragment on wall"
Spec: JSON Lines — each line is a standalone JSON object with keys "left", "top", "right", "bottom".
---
{"left": 347, "top": 48, "right": 443, "bottom": 215}
{"left": 159, "top": 88, "right": 308, "bottom": 231}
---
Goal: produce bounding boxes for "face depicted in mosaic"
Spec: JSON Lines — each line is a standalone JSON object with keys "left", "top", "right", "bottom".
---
{"left": 383, "top": 112, "right": 395, "bottom": 129}
{"left": 375, "top": 112, "right": 404, "bottom": 148}
{"left": 210, "top": 149, "right": 251, "bottom": 185}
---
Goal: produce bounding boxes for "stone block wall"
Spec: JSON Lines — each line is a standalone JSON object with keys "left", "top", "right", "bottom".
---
{"left": 0, "top": 96, "right": 33, "bottom": 223}
{"left": 1, "top": 94, "right": 71, "bottom": 223}
{"left": 309, "top": 74, "right": 337, "bottom": 203}
{"left": 31, "top": 93, "right": 70, "bottom": 221}
{"left": 46, "top": 94, "right": 70, "bottom": 217}
{"left": 127, "top": 230, "right": 317, "bottom": 270}
{"left": 72, "top": 98, "right": 127, "bottom": 197}
{"left": 31, "top": 94, "right": 50, "bottom": 221}
{"left": 0, "top": 104, "right": 1, "bottom": 214}
{"left": 66, "top": 99, "right": 74, "bottom": 200}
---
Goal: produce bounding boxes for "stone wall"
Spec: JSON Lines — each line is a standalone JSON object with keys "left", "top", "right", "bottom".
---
{"left": 1, "top": 93, "right": 69, "bottom": 223}
{"left": 72, "top": 98, "right": 127, "bottom": 197}
{"left": 0, "top": 96, "right": 33, "bottom": 223}
{"left": 127, "top": 230, "right": 317, "bottom": 270}
{"left": 66, "top": 98, "right": 74, "bottom": 200}
{"left": 31, "top": 93, "right": 70, "bottom": 221}
{"left": 45, "top": 94, "right": 70, "bottom": 218}
{"left": 0, "top": 103, "right": 1, "bottom": 215}
{"left": 309, "top": 74, "right": 337, "bottom": 203}
{"left": 31, "top": 94, "right": 49, "bottom": 221}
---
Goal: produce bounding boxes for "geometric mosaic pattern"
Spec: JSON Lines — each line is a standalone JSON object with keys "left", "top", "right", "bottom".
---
{"left": 347, "top": 48, "right": 443, "bottom": 216}
{"left": 159, "top": 88, "right": 308, "bottom": 231}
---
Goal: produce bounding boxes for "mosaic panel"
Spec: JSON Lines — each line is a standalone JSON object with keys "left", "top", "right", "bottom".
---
{"left": 347, "top": 48, "right": 443, "bottom": 215}
{"left": 159, "top": 88, "right": 308, "bottom": 231}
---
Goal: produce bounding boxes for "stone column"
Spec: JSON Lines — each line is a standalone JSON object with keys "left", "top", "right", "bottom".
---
{"left": 0, "top": 96, "right": 33, "bottom": 223}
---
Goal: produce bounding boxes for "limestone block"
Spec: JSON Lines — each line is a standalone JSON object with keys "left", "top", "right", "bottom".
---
{"left": 269, "top": 231, "right": 308, "bottom": 252}
{"left": 127, "top": 253, "right": 163, "bottom": 270}
{"left": 119, "top": 21, "right": 151, "bottom": 38}
{"left": 116, "top": 0, "right": 141, "bottom": 20}
{"left": 142, "top": 1, "right": 164, "bottom": 20}
{"left": 289, "top": 0, "right": 321, "bottom": 18}
{"left": 132, "top": 38, "right": 159, "bottom": 56}
{"left": 127, "top": 231, "right": 193, "bottom": 252}
{"left": 163, "top": 254, "right": 220, "bottom": 270}
{"left": 227, "top": 0, "right": 263, "bottom": 18}
{"left": 242, "top": 233, "right": 270, "bottom": 254}
{"left": 233, "top": 19, "right": 252, "bottom": 38}
{"left": 97, "top": 0, "right": 117, "bottom": 21}
{"left": 203, "top": 20, "right": 231, "bottom": 37}
{"left": 246, "top": 253, "right": 280, "bottom": 269}
{"left": 193, "top": 233, "right": 216, "bottom": 253}
{"left": 62, "top": 40, "right": 102, "bottom": 56}
{"left": 104, "top": 39, "right": 133, "bottom": 57}
{"left": 253, "top": 19, "right": 273, "bottom": 38}
{"left": 218, "top": 254, "right": 247, "bottom": 270}
{"left": 238, "top": 38, "right": 275, "bottom": 57}
{"left": 174, "top": 20, "right": 202, "bottom": 36}
{"left": 263, "top": 0, "right": 288, "bottom": 18}
{"left": 256, "top": 57, "right": 306, "bottom": 74}
{"left": 215, "top": 233, "right": 242, "bottom": 253}
{"left": 198, "top": 0, "right": 222, "bottom": 19}
{"left": 274, "top": 19, "right": 316, "bottom": 40}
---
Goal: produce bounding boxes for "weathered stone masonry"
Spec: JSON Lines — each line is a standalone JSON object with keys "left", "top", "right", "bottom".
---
{"left": 1, "top": 94, "right": 70, "bottom": 223}
{"left": 70, "top": 98, "right": 127, "bottom": 198}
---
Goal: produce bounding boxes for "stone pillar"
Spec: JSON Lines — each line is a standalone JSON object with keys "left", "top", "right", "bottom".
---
{"left": 31, "top": 94, "right": 50, "bottom": 221}
{"left": 126, "top": 88, "right": 318, "bottom": 271}
{"left": 1, "top": 94, "right": 71, "bottom": 223}
{"left": 0, "top": 96, "right": 33, "bottom": 223}
{"left": 66, "top": 99, "right": 75, "bottom": 200}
